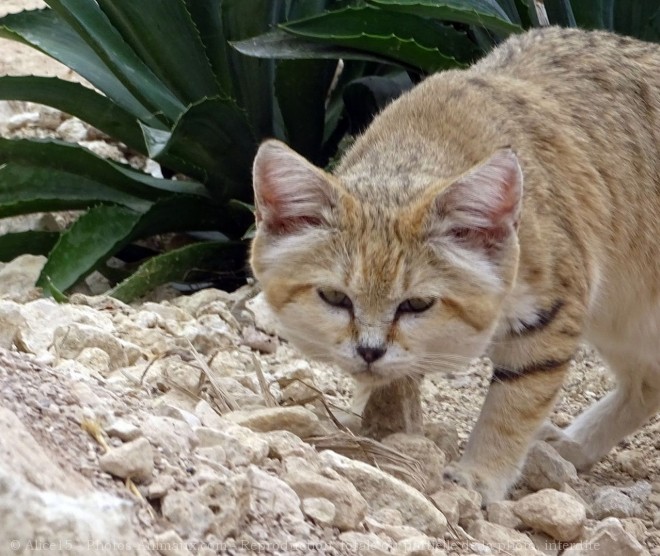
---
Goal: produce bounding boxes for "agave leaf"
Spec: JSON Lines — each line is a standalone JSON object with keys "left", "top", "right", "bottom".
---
{"left": 141, "top": 97, "right": 256, "bottom": 202}
{"left": 0, "top": 76, "right": 145, "bottom": 152}
{"left": 232, "top": 30, "right": 391, "bottom": 64}
{"left": 0, "top": 9, "right": 163, "bottom": 127}
{"left": 612, "top": 0, "right": 660, "bottom": 40}
{"left": 367, "top": 0, "right": 522, "bottom": 35}
{"left": 130, "top": 195, "right": 252, "bottom": 241}
{"left": 0, "top": 163, "right": 153, "bottom": 217}
{"left": 275, "top": 59, "right": 337, "bottom": 164}
{"left": 44, "top": 0, "right": 185, "bottom": 122}
{"left": 221, "top": 0, "right": 285, "bottom": 138}
{"left": 110, "top": 240, "right": 242, "bottom": 302}
{"left": 0, "top": 138, "right": 208, "bottom": 199}
{"left": 0, "top": 231, "right": 59, "bottom": 262}
{"left": 279, "top": 6, "right": 479, "bottom": 72}
{"left": 96, "top": 0, "right": 221, "bottom": 104}
{"left": 542, "top": 0, "right": 577, "bottom": 27}
{"left": 184, "top": 0, "right": 233, "bottom": 95}
{"left": 37, "top": 205, "right": 142, "bottom": 293}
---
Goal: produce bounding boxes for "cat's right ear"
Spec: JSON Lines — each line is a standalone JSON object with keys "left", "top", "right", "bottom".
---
{"left": 253, "top": 140, "right": 337, "bottom": 235}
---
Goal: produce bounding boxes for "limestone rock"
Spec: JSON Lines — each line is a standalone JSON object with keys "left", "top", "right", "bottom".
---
{"left": 105, "top": 419, "right": 142, "bottom": 442}
{"left": 432, "top": 484, "right": 482, "bottom": 527}
{"left": 522, "top": 441, "right": 578, "bottom": 491}
{"left": 194, "top": 425, "right": 269, "bottom": 468}
{"left": 467, "top": 520, "right": 541, "bottom": 556}
{"left": 486, "top": 500, "right": 524, "bottom": 530}
{"left": 321, "top": 450, "right": 447, "bottom": 537}
{"left": 0, "top": 300, "right": 24, "bottom": 349}
{"left": 616, "top": 450, "right": 650, "bottom": 480}
{"left": 283, "top": 456, "right": 367, "bottom": 531}
{"left": 563, "top": 518, "right": 646, "bottom": 556}
{"left": 248, "top": 466, "right": 308, "bottom": 537}
{"left": 513, "top": 489, "right": 586, "bottom": 542}
{"left": 161, "top": 490, "right": 214, "bottom": 539}
{"left": 338, "top": 532, "right": 392, "bottom": 556}
{"left": 153, "top": 530, "right": 194, "bottom": 556}
{"left": 0, "top": 470, "right": 146, "bottom": 556}
{"left": 200, "top": 474, "right": 251, "bottom": 539}
{"left": 224, "top": 406, "right": 322, "bottom": 438}
{"left": 592, "top": 484, "right": 650, "bottom": 519}
{"left": 99, "top": 437, "right": 154, "bottom": 483}
{"left": 302, "top": 497, "right": 337, "bottom": 527}
{"left": 429, "top": 490, "right": 460, "bottom": 525}
{"left": 0, "top": 255, "right": 45, "bottom": 300}
{"left": 382, "top": 433, "right": 446, "bottom": 493}
{"left": 261, "top": 430, "right": 320, "bottom": 462}
{"left": 141, "top": 415, "right": 197, "bottom": 457}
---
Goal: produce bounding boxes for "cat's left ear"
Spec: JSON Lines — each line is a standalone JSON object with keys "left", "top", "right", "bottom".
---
{"left": 253, "top": 140, "right": 337, "bottom": 235}
{"left": 431, "top": 148, "right": 523, "bottom": 246}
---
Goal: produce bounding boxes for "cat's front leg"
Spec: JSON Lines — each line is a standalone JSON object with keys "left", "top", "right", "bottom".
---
{"left": 443, "top": 359, "right": 571, "bottom": 504}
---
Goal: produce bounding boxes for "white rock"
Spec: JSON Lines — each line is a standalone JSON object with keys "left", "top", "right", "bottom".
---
{"left": 467, "top": 520, "right": 541, "bottom": 556}
{"left": 395, "top": 535, "right": 436, "bottom": 556}
{"left": 199, "top": 474, "right": 251, "bottom": 539}
{"left": 155, "top": 404, "right": 201, "bottom": 429}
{"left": 486, "top": 500, "right": 524, "bottom": 530}
{"left": 161, "top": 490, "right": 214, "bottom": 539}
{"left": 153, "top": 530, "right": 194, "bottom": 556}
{"left": 246, "top": 292, "right": 281, "bottom": 336}
{"left": 282, "top": 456, "right": 367, "bottom": 531}
{"left": 105, "top": 419, "right": 142, "bottom": 442}
{"left": 0, "top": 255, "right": 45, "bottom": 299}
{"left": 194, "top": 425, "right": 268, "bottom": 467}
{"left": 99, "top": 437, "right": 154, "bottom": 483}
{"left": 429, "top": 490, "right": 460, "bottom": 525}
{"left": 513, "top": 489, "right": 586, "bottom": 542}
{"left": 141, "top": 415, "right": 197, "bottom": 457}
{"left": 522, "top": 441, "right": 578, "bottom": 491}
{"left": 242, "top": 325, "right": 278, "bottom": 353}
{"left": 592, "top": 485, "right": 647, "bottom": 519}
{"left": 432, "top": 484, "right": 482, "bottom": 527}
{"left": 145, "top": 474, "right": 176, "bottom": 500}
{"left": 194, "top": 399, "right": 225, "bottom": 429}
{"left": 0, "top": 470, "right": 146, "bottom": 556}
{"left": 261, "top": 430, "right": 320, "bottom": 462}
{"left": 76, "top": 346, "right": 112, "bottom": 376}
{"left": 563, "top": 518, "right": 646, "bottom": 556}
{"left": 321, "top": 450, "right": 447, "bottom": 537}
{"left": 248, "top": 466, "right": 308, "bottom": 537}
{"left": 302, "top": 497, "right": 337, "bottom": 526}
{"left": 382, "top": 433, "right": 446, "bottom": 493}
{"left": 224, "top": 406, "right": 322, "bottom": 438}
{"left": 363, "top": 515, "right": 425, "bottom": 542}
{"left": 53, "top": 322, "right": 142, "bottom": 370}
{"left": 0, "top": 300, "right": 24, "bottom": 348}
{"left": 338, "top": 531, "right": 392, "bottom": 556}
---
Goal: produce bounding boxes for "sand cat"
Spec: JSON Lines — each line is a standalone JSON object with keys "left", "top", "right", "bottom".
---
{"left": 249, "top": 27, "right": 660, "bottom": 503}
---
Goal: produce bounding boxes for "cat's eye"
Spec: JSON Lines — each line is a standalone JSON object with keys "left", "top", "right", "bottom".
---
{"left": 318, "top": 287, "right": 353, "bottom": 310}
{"left": 397, "top": 297, "right": 435, "bottom": 314}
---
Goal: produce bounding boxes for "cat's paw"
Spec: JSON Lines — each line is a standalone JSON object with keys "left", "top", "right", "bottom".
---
{"left": 536, "top": 422, "right": 594, "bottom": 471}
{"left": 442, "top": 463, "right": 508, "bottom": 506}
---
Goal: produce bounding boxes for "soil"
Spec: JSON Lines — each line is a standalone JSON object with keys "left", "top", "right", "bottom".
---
{"left": 0, "top": 2, "right": 658, "bottom": 556}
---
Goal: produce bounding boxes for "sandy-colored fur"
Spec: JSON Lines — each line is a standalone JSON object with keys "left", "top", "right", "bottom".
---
{"left": 250, "top": 27, "right": 660, "bottom": 503}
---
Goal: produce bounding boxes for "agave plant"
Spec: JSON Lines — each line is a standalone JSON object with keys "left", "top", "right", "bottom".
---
{"left": 0, "top": 0, "right": 353, "bottom": 300}
{"left": 237, "top": 0, "right": 660, "bottom": 133}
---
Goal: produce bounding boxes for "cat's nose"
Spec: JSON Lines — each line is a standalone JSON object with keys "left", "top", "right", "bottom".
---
{"left": 357, "top": 345, "right": 387, "bottom": 364}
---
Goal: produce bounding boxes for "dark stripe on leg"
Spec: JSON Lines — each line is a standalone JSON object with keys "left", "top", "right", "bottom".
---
{"left": 492, "top": 356, "right": 573, "bottom": 382}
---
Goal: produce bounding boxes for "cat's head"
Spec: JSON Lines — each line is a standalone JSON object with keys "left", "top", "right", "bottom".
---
{"left": 250, "top": 140, "right": 522, "bottom": 386}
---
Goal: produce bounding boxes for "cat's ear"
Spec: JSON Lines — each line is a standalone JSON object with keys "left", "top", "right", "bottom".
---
{"left": 253, "top": 140, "right": 337, "bottom": 235}
{"left": 431, "top": 148, "right": 523, "bottom": 247}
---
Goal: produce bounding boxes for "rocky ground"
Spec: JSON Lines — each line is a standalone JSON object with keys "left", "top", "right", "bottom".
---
{"left": 0, "top": 2, "right": 658, "bottom": 555}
